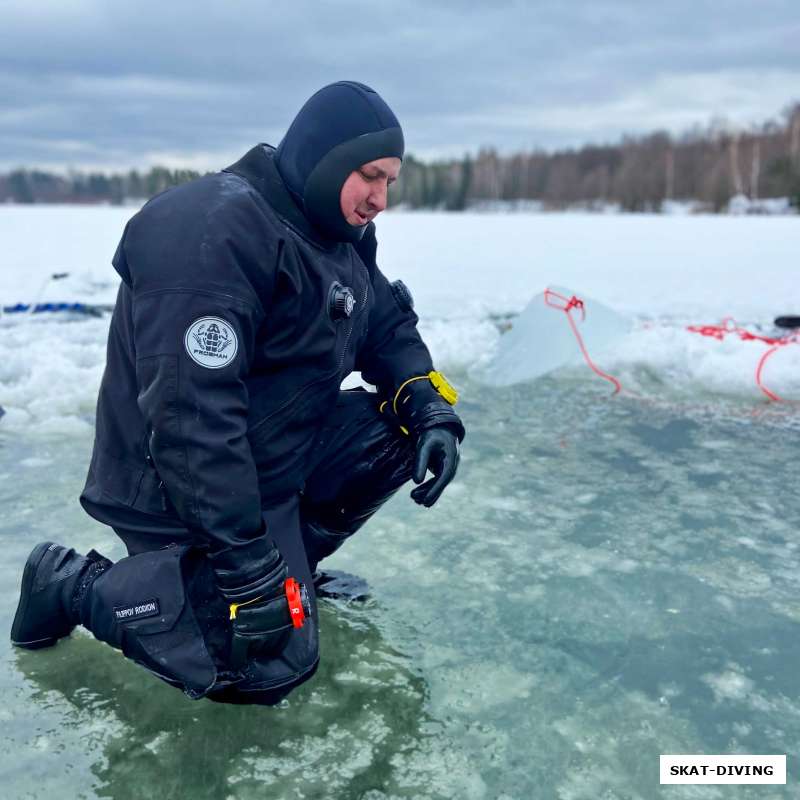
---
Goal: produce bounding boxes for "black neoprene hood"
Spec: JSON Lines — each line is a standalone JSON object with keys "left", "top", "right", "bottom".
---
{"left": 275, "top": 81, "right": 404, "bottom": 243}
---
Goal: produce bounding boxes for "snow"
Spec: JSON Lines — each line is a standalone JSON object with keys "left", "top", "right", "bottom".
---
{"left": 0, "top": 206, "right": 799, "bottom": 434}
{"left": 727, "top": 194, "right": 795, "bottom": 216}
{"left": 0, "top": 205, "right": 130, "bottom": 306}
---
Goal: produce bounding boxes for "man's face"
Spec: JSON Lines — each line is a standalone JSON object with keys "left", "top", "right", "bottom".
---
{"left": 339, "top": 157, "right": 401, "bottom": 226}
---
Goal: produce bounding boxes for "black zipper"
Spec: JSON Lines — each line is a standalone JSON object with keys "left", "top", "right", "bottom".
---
{"left": 337, "top": 263, "right": 369, "bottom": 373}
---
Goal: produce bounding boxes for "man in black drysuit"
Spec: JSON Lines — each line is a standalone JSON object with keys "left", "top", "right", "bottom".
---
{"left": 10, "top": 82, "right": 464, "bottom": 705}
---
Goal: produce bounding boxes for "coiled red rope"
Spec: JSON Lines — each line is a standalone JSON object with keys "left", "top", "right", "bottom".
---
{"left": 541, "top": 293, "right": 797, "bottom": 403}
{"left": 544, "top": 289, "right": 622, "bottom": 394}
{"left": 687, "top": 318, "right": 799, "bottom": 402}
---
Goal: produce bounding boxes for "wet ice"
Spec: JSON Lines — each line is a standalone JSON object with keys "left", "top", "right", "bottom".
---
{"left": 0, "top": 208, "right": 799, "bottom": 799}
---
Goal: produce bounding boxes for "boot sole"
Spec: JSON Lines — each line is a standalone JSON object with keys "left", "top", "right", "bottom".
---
{"left": 10, "top": 541, "right": 60, "bottom": 649}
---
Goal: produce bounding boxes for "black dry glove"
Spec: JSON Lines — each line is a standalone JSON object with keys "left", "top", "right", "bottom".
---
{"left": 387, "top": 373, "right": 465, "bottom": 508}
{"left": 212, "top": 541, "right": 292, "bottom": 670}
{"left": 411, "top": 425, "right": 461, "bottom": 507}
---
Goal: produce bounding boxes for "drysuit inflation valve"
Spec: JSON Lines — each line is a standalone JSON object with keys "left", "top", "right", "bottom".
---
{"left": 329, "top": 282, "right": 356, "bottom": 320}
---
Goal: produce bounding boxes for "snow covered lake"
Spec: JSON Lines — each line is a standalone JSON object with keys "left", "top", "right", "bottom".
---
{"left": 0, "top": 205, "right": 799, "bottom": 798}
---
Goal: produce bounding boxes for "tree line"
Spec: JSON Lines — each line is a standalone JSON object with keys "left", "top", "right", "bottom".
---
{"left": 391, "top": 103, "right": 800, "bottom": 212}
{"left": 0, "top": 166, "right": 202, "bottom": 205}
{"left": 2, "top": 103, "right": 798, "bottom": 212}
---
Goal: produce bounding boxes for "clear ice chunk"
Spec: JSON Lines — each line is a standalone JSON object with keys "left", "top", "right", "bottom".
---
{"left": 474, "top": 285, "right": 630, "bottom": 386}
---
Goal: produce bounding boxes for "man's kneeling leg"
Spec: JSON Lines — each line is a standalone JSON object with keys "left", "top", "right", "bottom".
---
{"left": 84, "top": 545, "right": 224, "bottom": 698}
{"left": 84, "top": 544, "right": 318, "bottom": 704}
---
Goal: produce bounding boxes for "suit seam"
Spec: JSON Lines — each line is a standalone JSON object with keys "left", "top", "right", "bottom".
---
{"left": 174, "top": 354, "right": 200, "bottom": 527}
{"left": 135, "top": 287, "right": 264, "bottom": 318}
{"left": 341, "top": 83, "right": 384, "bottom": 128}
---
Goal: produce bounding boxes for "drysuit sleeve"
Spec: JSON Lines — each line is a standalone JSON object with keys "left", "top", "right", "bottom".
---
{"left": 123, "top": 207, "right": 275, "bottom": 565}
{"left": 353, "top": 223, "right": 434, "bottom": 393}
{"left": 133, "top": 291, "right": 265, "bottom": 560}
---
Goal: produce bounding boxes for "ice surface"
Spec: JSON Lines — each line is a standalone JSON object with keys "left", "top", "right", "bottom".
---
{"left": 1, "top": 207, "right": 799, "bottom": 799}
{"left": 1, "top": 207, "right": 799, "bottom": 432}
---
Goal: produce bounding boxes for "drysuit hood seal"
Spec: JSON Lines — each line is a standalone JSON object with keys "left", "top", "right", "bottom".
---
{"left": 275, "top": 82, "right": 404, "bottom": 243}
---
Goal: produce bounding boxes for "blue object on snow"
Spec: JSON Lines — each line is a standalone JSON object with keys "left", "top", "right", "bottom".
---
{"left": 2, "top": 302, "right": 102, "bottom": 316}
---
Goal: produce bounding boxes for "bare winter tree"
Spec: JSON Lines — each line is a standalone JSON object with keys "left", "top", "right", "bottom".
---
{"left": 4, "top": 102, "right": 800, "bottom": 210}
{"left": 728, "top": 130, "right": 745, "bottom": 196}
{"left": 665, "top": 147, "right": 675, "bottom": 201}
{"left": 750, "top": 137, "right": 761, "bottom": 200}
{"left": 791, "top": 107, "right": 800, "bottom": 165}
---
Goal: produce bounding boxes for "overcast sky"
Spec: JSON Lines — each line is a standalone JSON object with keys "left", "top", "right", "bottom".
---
{"left": 1, "top": 0, "right": 798, "bottom": 172}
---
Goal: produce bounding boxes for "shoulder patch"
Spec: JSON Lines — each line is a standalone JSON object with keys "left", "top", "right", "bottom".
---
{"left": 185, "top": 317, "right": 239, "bottom": 368}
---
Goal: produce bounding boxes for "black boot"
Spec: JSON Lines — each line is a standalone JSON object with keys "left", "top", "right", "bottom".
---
{"left": 10, "top": 542, "right": 110, "bottom": 649}
{"left": 312, "top": 570, "right": 370, "bottom": 601}
{"left": 301, "top": 519, "right": 372, "bottom": 601}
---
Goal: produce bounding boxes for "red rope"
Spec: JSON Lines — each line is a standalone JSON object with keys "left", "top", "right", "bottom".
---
{"left": 755, "top": 347, "right": 782, "bottom": 402}
{"left": 687, "top": 319, "right": 799, "bottom": 402}
{"left": 544, "top": 289, "right": 622, "bottom": 394}
{"left": 687, "top": 317, "right": 789, "bottom": 347}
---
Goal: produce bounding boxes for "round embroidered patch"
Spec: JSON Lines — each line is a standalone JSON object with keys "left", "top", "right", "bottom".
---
{"left": 184, "top": 317, "right": 238, "bottom": 369}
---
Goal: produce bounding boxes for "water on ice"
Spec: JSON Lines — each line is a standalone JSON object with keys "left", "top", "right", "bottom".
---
{"left": 0, "top": 207, "right": 799, "bottom": 799}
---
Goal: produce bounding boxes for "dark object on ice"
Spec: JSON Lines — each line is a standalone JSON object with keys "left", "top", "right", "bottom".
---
{"left": 2, "top": 302, "right": 105, "bottom": 317}
{"left": 774, "top": 316, "right": 800, "bottom": 330}
{"left": 0, "top": 405, "right": 4, "bottom": 420}
{"left": 10, "top": 542, "right": 110, "bottom": 649}
{"left": 313, "top": 570, "right": 371, "bottom": 601}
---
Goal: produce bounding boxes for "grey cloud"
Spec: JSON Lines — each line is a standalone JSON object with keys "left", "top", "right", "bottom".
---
{"left": 0, "top": 1, "right": 798, "bottom": 169}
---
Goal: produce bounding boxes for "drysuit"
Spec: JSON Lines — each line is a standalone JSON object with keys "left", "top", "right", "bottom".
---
{"left": 71, "top": 82, "right": 464, "bottom": 704}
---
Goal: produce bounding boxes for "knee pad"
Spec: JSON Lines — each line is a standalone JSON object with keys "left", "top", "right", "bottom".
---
{"left": 85, "top": 545, "right": 228, "bottom": 699}
{"left": 85, "top": 544, "right": 319, "bottom": 702}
